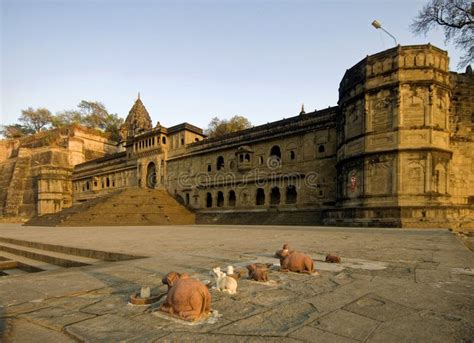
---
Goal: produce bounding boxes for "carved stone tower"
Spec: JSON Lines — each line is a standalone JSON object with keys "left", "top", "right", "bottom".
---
{"left": 120, "top": 94, "right": 153, "bottom": 140}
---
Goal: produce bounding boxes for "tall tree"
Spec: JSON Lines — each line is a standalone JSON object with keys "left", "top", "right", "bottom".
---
{"left": 411, "top": 0, "right": 473, "bottom": 68}
{"left": 205, "top": 115, "right": 252, "bottom": 138}
{"left": 19, "top": 107, "right": 52, "bottom": 133}
{"left": 0, "top": 124, "right": 35, "bottom": 139}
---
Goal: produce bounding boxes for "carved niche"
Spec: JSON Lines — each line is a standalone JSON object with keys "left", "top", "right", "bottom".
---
{"left": 366, "top": 156, "right": 392, "bottom": 195}
{"left": 370, "top": 89, "right": 392, "bottom": 132}
{"left": 401, "top": 85, "right": 425, "bottom": 126}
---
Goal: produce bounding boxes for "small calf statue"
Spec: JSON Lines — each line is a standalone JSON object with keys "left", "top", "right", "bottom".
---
{"left": 247, "top": 263, "right": 269, "bottom": 282}
{"left": 210, "top": 267, "right": 238, "bottom": 294}
{"left": 279, "top": 249, "right": 314, "bottom": 274}
{"left": 325, "top": 254, "right": 341, "bottom": 263}
{"left": 160, "top": 271, "right": 211, "bottom": 321}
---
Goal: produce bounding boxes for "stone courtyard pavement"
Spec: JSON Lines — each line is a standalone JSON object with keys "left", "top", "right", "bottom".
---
{"left": 0, "top": 224, "right": 473, "bottom": 342}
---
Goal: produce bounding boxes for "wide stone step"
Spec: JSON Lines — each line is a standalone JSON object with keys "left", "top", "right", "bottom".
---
{"left": 0, "top": 251, "right": 60, "bottom": 272}
{"left": 0, "top": 237, "right": 144, "bottom": 262}
{"left": 25, "top": 188, "right": 195, "bottom": 226}
{"left": 0, "top": 242, "right": 101, "bottom": 268}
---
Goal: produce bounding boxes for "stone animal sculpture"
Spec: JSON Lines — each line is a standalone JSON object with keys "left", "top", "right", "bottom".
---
{"left": 275, "top": 243, "right": 294, "bottom": 258}
{"left": 325, "top": 254, "right": 342, "bottom": 263}
{"left": 210, "top": 267, "right": 238, "bottom": 294}
{"left": 279, "top": 249, "right": 314, "bottom": 274}
{"left": 162, "top": 271, "right": 183, "bottom": 290}
{"left": 247, "top": 263, "right": 269, "bottom": 282}
{"left": 160, "top": 272, "right": 211, "bottom": 321}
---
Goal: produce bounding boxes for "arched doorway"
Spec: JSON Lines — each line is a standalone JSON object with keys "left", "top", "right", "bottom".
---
{"left": 206, "top": 192, "right": 213, "bottom": 208}
{"left": 228, "top": 190, "right": 236, "bottom": 206}
{"left": 270, "top": 187, "right": 280, "bottom": 205}
{"left": 256, "top": 188, "right": 265, "bottom": 205}
{"left": 217, "top": 191, "right": 224, "bottom": 207}
{"left": 146, "top": 162, "right": 157, "bottom": 188}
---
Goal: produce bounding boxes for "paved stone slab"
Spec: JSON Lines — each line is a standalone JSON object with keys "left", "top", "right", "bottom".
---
{"left": 342, "top": 293, "right": 416, "bottom": 322}
{"left": 367, "top": 310, "right": 474, "bottom": 342}
{"left": 216, "top": 301, "right": 318, "bottom": 336}
{"left": 18, "top": 306, "right": 96, "bottom": 331}
{"left": 415, "top": 268, "right": 452, "bottom": 283}
{"left": 312, "top": 309, "right": 380, "bottom": 341}
{"left": 1, "top": 318, "right": 74, "bottom": 343}
{"left": 64, "top": 314, "right": 167, "bottom": 342}
{"left": 288, "top": 325, "right": 358, "bottom": 342}
{"left": 156, "top": 332, "right": 301, "bottom": 342}
{"left": 0, "top": 224, "right": 472, "bottom": 341}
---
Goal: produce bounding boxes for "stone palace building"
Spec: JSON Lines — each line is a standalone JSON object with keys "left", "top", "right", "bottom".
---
{"left": 1, "top": 44, "right": 473, "bottom": 229}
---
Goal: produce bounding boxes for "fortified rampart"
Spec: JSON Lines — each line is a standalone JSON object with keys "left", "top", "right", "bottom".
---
{"left": 4, "top": 44, "right": 473, "bottom": 229}
{"left": 0, "top": 126, "right": 118, "bottom": 218}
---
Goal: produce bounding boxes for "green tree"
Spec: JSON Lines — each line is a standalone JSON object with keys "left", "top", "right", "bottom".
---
{"left": 0, "top": 124, "right": 35, "bottom": 139}
{"left": 19, "top": 107, "right": 52, "bottom": 133}
{"left": 411, "top": 0, "right": 473, "bottom": 68}
{"left": 50, "top": 110, "right": 83, "bottom": 128}
{"left": 205, "top": 115, "right": 252, "bottom": 138}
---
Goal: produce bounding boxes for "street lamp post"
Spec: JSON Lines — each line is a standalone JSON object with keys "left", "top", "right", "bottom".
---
{"left": 371, "top": 20, "right": 398, "bottom": 46}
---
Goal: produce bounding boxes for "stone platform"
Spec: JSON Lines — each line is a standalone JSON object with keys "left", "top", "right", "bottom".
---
{"left": 0, "top": 224, "right": 473, "bottom": 342}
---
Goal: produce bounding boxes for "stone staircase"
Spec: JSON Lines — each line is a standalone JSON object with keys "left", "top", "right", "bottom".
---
{"left": 3, "top": 155, "right": 31, "bottom": 217}
{"left": 26, "top": 188, "right": 195, "bottom": 226}
{"left": 0, "top": 237, "right": 144, "bottom": 277}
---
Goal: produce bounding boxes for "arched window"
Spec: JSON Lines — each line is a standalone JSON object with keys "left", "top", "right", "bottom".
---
{"left": 270, "top": 187, "right": 280, "bottom": 205}
{"left": 318, "top": 145, "right": 325, "bottom": 153}
{"left": 162, "top": 136, "right": 167, "bottom": 144}
{"left": 217, "top": 191, "right": 224, "bottom": 207}
{"left": 270, "top": 146, "right": 281, "bottom": 159}
{"left": 289, "top": 151, "right": 296, "bottom": 160}
{"left": 86, "top": 181, "right": 90, "bottom": 190}
{"left": 256, "top": 188, "right": 265, "bottom": 205}
{"left": 206, "top": 193, "right": 213, "bottom": 208}
{"left": 244, "top": 153, "right": 250, "bottom": 162}
{"left": 239, "top": 155, "right": 244, "bottom": 162}
{"left": 106, "top": 177, "right": 110, "bottom": 187}
{"left": 286, "top": 186, "right": 297, "bottom": 204}
{"left": 228, "top": 190, "right": 236, "bottom": 206}
{"left": 207, "top": 164, "right": 212, "bottom": 172}
{"left": 195, "top": 138, "right": 199, "bottom": 142}
{"left": 217, "top": 156, "right": 225, "bottom": 170}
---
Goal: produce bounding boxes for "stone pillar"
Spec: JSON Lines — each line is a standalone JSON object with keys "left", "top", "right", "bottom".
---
{"left": 424, "top": 152, "right": 431, "bottom": 193}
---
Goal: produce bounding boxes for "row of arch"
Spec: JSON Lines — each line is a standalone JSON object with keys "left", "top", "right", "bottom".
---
{"left": 209, "top": 145, "right": 325, "bottom": 172}
{"left": 205, "top": 186, "right": 297, "bottom": 208}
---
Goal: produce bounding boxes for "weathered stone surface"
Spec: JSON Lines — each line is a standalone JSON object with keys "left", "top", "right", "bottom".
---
{"left": 216, "top": 302, "right": 318, "bottom": 336}
{"left": 64, "top": 314, "right": 167, "bottom": 342}
{"left": 0, "top": 224, "right": 472, "bottom": 341}
{"left": 156, "top": 332, "right": 301, "bottom": 342}
{"left": 312, "top": 309, "right": 380, "bottom": 341}
{"left": 288, "top": 325, "right": 358, "bottom": 342}
{"left": 19, "top": 306, "right": 96, "bottom": 331}
{"left": 1, "top": 318, "right": 74, "bottom": 343}
{"left": 367, "top": 311, "right": 474, "bottom": 343}
{"left": 343, "top": 294, "right": 416, "bottom": 322}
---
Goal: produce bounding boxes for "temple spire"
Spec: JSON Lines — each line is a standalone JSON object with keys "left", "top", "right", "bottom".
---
{"left": 138, "top": 92, "right": 140, "bottom": 100}
{"left": 299, "top": 103, "right": 306, "bottom": 115}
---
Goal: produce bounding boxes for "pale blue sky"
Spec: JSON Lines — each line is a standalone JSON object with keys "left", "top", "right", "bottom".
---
{"left": 0, "top": 0, "right": 462, "bottom": 129}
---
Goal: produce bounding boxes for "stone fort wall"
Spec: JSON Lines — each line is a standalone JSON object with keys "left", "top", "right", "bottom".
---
{"left": 0, "top": 126, "right": 118, "bottom": 218}
{"left": 5, "top": 44, "right": 471, "bottom": 229}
